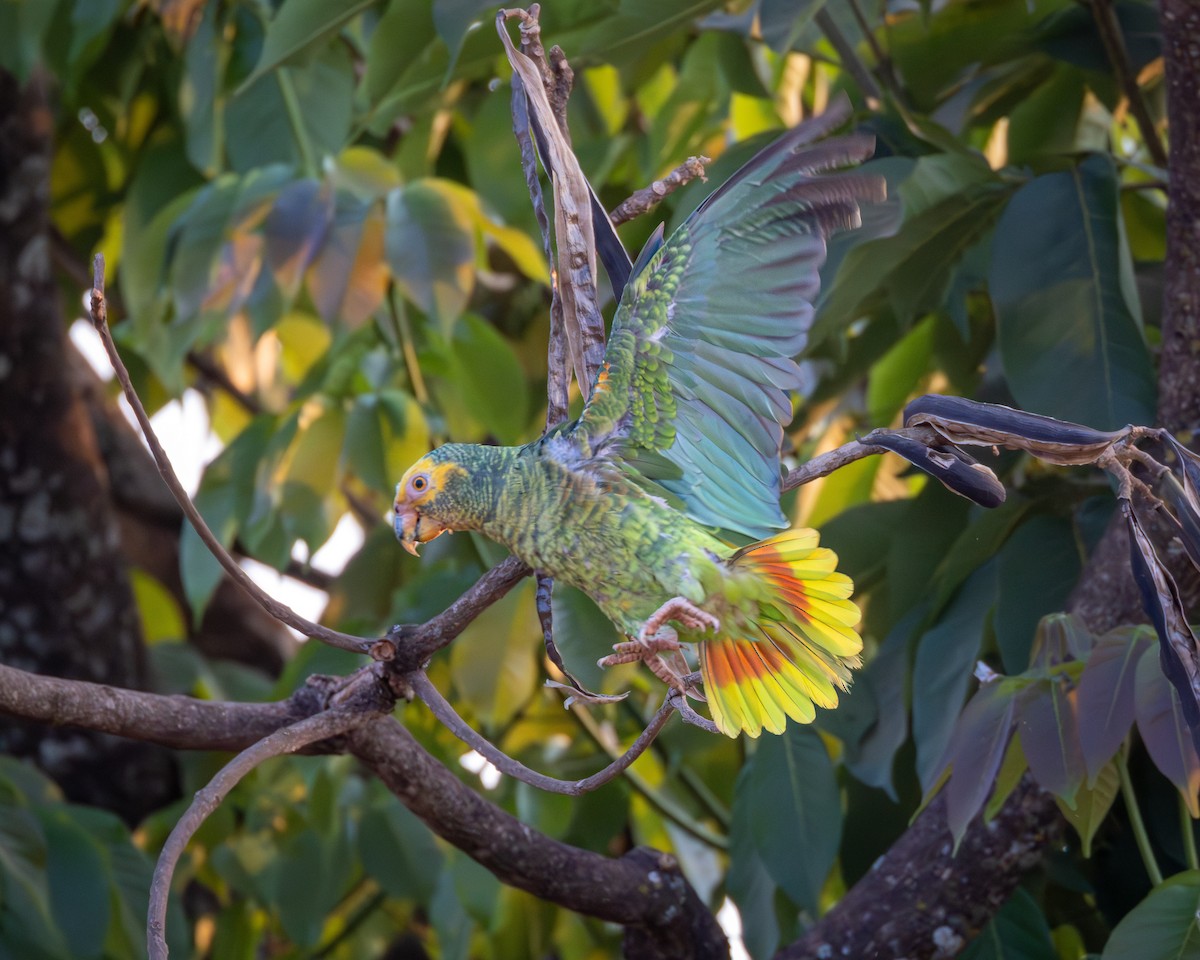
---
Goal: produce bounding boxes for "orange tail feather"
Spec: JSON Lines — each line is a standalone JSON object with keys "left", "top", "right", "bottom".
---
{"left": 701, "top": 528, "right": 862, "bottom": 737}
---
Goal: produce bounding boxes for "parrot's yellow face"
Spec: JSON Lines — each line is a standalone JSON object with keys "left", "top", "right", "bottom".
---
{"left": 393, "top": 456, "right": 467, "bottom": 556}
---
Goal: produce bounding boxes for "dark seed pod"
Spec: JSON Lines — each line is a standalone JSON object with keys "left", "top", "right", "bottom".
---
{"left": 903, "top": 395, "right": 1127, "bottom": 466}
{"left": 871, "top": 432, "right": 1006, "bottom": 508}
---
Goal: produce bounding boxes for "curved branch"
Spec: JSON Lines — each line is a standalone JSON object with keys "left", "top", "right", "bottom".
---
{"left": 87, "top": 259, "right": 370, "bottom": 655}
{"left": 411, "top": 671, "right": 676, "bottom": 794}
{"left": 148, "top": 699, "right": 384, "bottom": 959}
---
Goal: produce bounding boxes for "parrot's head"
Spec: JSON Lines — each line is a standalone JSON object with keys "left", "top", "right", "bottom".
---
{"left": 393, "top": 445, "right": 475, "bottom": 556}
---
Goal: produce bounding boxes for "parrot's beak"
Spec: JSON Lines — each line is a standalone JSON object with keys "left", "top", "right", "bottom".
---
{"left": 393, "top": 504, "right": 445, "bottom": 557}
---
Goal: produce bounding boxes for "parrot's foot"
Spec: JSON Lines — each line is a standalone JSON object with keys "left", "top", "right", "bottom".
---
{"left": 640, "top": 597, "right": 720, "bottom": 642}
{"left": 598, "top": 627, "right": 703, "bottom": 698}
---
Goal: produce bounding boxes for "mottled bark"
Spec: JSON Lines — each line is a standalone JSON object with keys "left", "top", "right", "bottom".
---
{"left": 781, "top": 779, "right": 1061, "bottom": 959}
{"left": 1159, "top": 0, "right": 1200, "bottom": 433}
{"left": 0, "top": 69, "right": 173, "bottom": 821}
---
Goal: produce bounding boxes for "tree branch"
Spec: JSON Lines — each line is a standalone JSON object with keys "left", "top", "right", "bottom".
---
{"left": 0, "top": 659, "right": 728, "bottom": 958}
{"left": 411, "top": 671, "right": 676, "bottom": 794}
{"left": 609, "top": 156, "right": 712, "bottom": 226}
{"left": 1092, "top": 0, "right": 1168, "bottom": 168}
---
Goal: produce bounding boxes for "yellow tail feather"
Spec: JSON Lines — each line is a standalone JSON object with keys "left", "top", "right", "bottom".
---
{"left": 701, "top": 529, "right": 862, "bottom": 737}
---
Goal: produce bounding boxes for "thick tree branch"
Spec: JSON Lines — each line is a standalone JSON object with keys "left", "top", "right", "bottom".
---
{"left": 0, "top": 659, "right": 728, "bottom": 958}
{"left": 781, "top": 778, "right": 1061, "bottom": 959}
{"left": 1158, "top": 0, "right": 1200, "bottom": 432}
{"left": 0, "top": 661, "right": 328, "bottom": 751}
{"left": 349, "top": 717, "right": 729, "bottom": 958}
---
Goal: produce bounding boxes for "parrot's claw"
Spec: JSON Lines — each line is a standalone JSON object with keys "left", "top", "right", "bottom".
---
{"left": 598, "top": 626, "right": 703, "bottom": 700}
{"left": 639, "top": 597, "right": 720, "bottom": 642}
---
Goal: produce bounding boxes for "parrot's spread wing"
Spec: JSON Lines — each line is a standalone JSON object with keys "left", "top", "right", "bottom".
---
{"left": 573, "top": 98, "right": 884, "bottom": 538}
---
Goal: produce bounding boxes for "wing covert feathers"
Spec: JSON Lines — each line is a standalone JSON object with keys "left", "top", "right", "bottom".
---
{"left": 700, "top": 528, "right": 862, "bottom": 738}
{"left": 574, "top": 94, "right": 885, "bottom": 538}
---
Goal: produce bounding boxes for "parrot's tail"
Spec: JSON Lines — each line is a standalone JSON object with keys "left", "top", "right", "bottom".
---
{"left": 699, "top": 528, "right": 862, "bottom": 738}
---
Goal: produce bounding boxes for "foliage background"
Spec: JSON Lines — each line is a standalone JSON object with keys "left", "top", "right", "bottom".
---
{"left": 0, "top": 0, "right": 1194, "bottom": 958}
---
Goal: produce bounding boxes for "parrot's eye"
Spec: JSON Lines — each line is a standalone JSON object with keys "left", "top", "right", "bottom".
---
{"left": 410, "top": 474, "right": 429, "bottom": 494}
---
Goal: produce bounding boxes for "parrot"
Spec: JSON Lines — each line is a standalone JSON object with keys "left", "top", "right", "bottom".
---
{"left": 393, "top": 103, "right": 883, "bottom": 737}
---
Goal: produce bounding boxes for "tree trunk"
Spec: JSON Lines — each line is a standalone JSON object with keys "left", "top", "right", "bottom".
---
{"left": 0, "top": 69, "right": 174, "bottom": 822}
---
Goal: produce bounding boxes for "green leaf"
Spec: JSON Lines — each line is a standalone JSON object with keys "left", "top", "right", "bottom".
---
{"left": 181, "top": 0, "right": 227, "bottom": 176}
{"left": 273, "top": 830, "right": 329, "bottom": 948}
{"left": 0, "top": 0, "right": 60, "bottom": 82}
{"left": 358, "top": 797, "right": 442, "bottom": 903}
{"left": 0, "top": 795, "right": 69, "bottom": 960}
{"left": 447, "top": 314, "right": 532, "bottom": 444}
{"left": 866, "top": 316, "right": 936, "bottom": 426}
{"left": 226, "top": 48, "right": 355, "bottom": 173}
{"left": 549, "top": 584, "right": 624, "bottom": 693}
{"left": 839, "top": 612, "right": 913, "bottom": 800}
{"left": 759, "top": 0, "right": 826, "bottom": 53}
{"left": 433, "top": 0, "right": 494, "bottom": 70}
{"left": 430, "top": 859, "right": 473, "bottom": 960}
{"left": 306, "top": 198, "right": 389, "bottom": 326}
{"left": 557, "top": 0, "right": 728, "bottom": 68}
{"left": 961, "top": 887, "right": 1056, "bottom": 960}
{"left": 1101, "top": 870, "right": 1200, "bottom": 960}
{"left": 732, "top": 726, "right": 840, "bottom": 913}
{"left": 1077, "top": 626, "right": 1154, "bottom": 783}
{"left": 913, "top": 563, "right": 997, "bottom": 791}
{"left": 814, "top": 155, "right": 1009, "bottom": 344}
{"left": 242, "top": 0, "right": 374, "bottom": 89}
{"left": 994, "top": 516, "right": 1082, "bottom": 673}
{"left": 985, "top": 735, "right": 1029, "bottom": 822}
{"left": 1056, "top": 761, "right": 1118, "bottom": 857}
{"left": 449, "top": 579, "right": 539, "bottom": 729}
{"left": 990, "top": 154, "right": 1156, "bottom": 430}
{"left": 944, "top": 681, "right": 1017, "bottom": 848}
{"left": 725, "top": 826, "right": 779, "bottom": 960}
{"left": 1135, "top": 643, "right": 1200, "bottom": 817}
{"left": 35, "top": 809, "right": 109, "bottom": 960}
{"left": 386, "top": 179, "right": 477, "bottom": 330}
{"left": 263, "top": 179, "right": 334, "bottom": 299}
{"left": 1017, "top": 677, "right": 1085, "bottom": 807}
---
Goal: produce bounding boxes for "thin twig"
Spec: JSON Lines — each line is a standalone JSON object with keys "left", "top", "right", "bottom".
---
{"left": 1091, "top": 0, "right": 1168, "bottom": 168}
{"left": 384, "top": 555, "right": 532, "bottom": 667}
{"left": 547, "top": 45, "right": 574, "bottom": 139}
{"left": 410, "top": 671, "right": 674, "bottom": 795}
{"left": 844, "top": 0, "right": 906, "bottom": 107}
{"left": 147, "top": 699, "right": 383, "bottom": 959}
{"left": 609, "top": 156, "right": 712, "bottom": 226}
{"left": 783, "top": 433, "right": 893, "bottom": 491}
{"left": 49, "top": 227, "right": 263, "bottom": 415}
{"left": 1121, "top": 179, "right": 1169, "bottom": 193}
{"left": 88, "top": 256, "right": 371, "bottom": 655}
{"left": 567, "top": 691, "right": 729, "bottom": 848}
{"left": 815, "top": 8, "right": 882, "bottom": 106}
